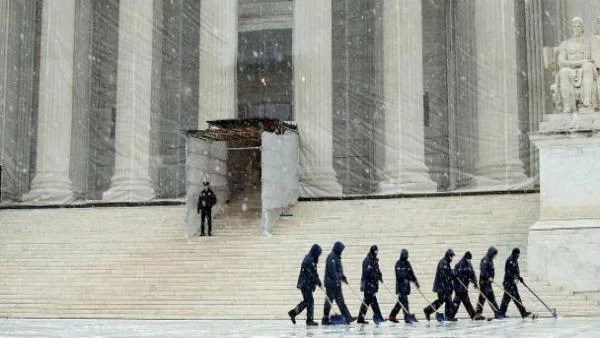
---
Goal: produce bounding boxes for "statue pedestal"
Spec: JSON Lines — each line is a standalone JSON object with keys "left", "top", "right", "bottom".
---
{"left": 528, "top": 116, "right": 600, "bottom": 292}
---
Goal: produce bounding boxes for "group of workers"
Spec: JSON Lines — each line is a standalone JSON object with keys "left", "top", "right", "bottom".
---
{"left": 288, "top": 242, "right": 533, "bottom": 326}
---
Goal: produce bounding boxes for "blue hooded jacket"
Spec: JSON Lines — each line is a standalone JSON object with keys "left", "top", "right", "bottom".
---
{"left": 325, "top": 242, "right": 347, "bottom": 289}
{"left": 479, "top": 247, "right": 497, "bottom": 285}
{"left": 297, "top": 244, "right": 323, "bottom": 291}
{"left": 360, "top": 245, "right": 382, "bottom": 294}
{"left": 395, "top": 249, "right": 418, "bottom": 296}
{"left": 432, "top": 249, "right": 455, "bottom": 294}
{"left": 453, "top": 253, "right": 477, "bottom": 293}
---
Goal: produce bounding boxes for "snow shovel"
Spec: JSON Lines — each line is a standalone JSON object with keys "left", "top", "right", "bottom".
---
{"left": 346, "top": 283, "right": 385, "bottom": 324}
{"left": 521, "top": 281, "right": 558, "bottom": 318}
{"left": 381, "top": 282, "right": 418, "bottom": 323}
{"left": 319, "top": 287, "right": 348, "bottom": 325}
{"left": 415, "top": 287, "right": 445, "bottom": 322}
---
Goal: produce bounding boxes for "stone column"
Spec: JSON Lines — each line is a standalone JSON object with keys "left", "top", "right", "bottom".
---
{"left": 472, "top": 0, "right": 529, "bottom": 190}
{"left": 23, "top": 0, "right": 76, "bottom": 203}
{"left": 103, "top": 0, "right": 156, "bottom": 201}
{"left": 0, "top": 0, "right": 12, "bottom": 202}
{"left": 378, "top": 0, "right": 436, "bottom": 194}
{"left": 294, "top": 0, "right": 342, "bottom": 197}
{"left": 198, "top": 0, "right": 237, "bottom": 129}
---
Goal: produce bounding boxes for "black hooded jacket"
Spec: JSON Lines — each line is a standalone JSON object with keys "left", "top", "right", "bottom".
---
{"left": 453, "top": 256, "right": 477, "bottom": 293}
{"left": 197, "top": 188, "right": 217, "bottom": 212}
{"left": 433, "top": 249, "right": 455, "bottom": 294}
{"left": 503, "top": 248, "right": 522, "bottom": 288}
{"left": 297, "top": 244, "right": 323, "bottom": 291}
{"left": 360, "top": 250, "right": 382, "bottom": 294}
{"left": 479, "top": 247, "right": 497, "bottom": 285}
{"left": 325, "top": 242, "right": 347, "bottom": 289}
{"left": 395, "top": 249, "right": 418, "bottom": 296}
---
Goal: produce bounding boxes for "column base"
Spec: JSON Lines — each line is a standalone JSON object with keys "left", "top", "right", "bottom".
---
{"left": 528, "top": 218, "right": 600, "bottom": 293}
{"left": 299, "top": 171, "right": 342, "bottom": 197}
{"left": 103, "top": 174, "right": 155, "bottom": 202}
{"left": 471, "top": 160, "right": 532, "bottom": 191}
{"left": 22, "top": 173, "right": 74, "bottom": 204}
{"left": 377, "top": 170, "right": 437, "bottom": 194}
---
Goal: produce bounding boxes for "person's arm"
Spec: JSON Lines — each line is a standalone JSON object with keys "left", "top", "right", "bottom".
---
{"left": 197, "top": 194, "right": 202, "bottom": 213}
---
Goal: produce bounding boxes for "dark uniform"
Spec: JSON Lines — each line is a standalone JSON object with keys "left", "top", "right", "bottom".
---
{"left": 288, "top": 244, "right": 323, "bottom": 326}
{"left": 197, "top": 182, "right": 217, "bottom": 236}
{"left": 322, "top": 241, "right": 354, "bottom": 325}
{"left": 499, "top": 248, "right": 531, "bottom": 318}
{"left": 424, "top": 249, "right": 455, "bottom": 321}
{"left": 475, "top": 247, "right": 500, "bottom": 316}
{"left": 388, "top": 249, "right": 419, "bottom": 323}
{"left": 450, "top": 251, "right": 478, "bottom": 319}
{"left": 357, "top": 245, "right": 384, "bottom": 324}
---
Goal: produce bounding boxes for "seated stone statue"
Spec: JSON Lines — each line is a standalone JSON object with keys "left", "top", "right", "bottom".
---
{"left": 553, "top": 17, "right": 597, "bottom": 113}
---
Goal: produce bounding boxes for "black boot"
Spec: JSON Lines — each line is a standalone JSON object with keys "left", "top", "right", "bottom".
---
{"left": 357, "top": 318, "right": 369, "bottom": 324}
{"left": 306, "top": 320, "right": 318, "bottom": 326}
{"left": 288, "top": 310, "right": 296, "bottom": 325}
{"left": 321, "top": 317, "right": 331, "bottom": 325}
{"left": 424, "top": 307, "right": 432, "bottom": 321}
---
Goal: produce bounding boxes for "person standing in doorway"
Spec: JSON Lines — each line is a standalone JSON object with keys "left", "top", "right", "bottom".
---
{"left": 197, "top": 181, "right": 217, "bottom": 236}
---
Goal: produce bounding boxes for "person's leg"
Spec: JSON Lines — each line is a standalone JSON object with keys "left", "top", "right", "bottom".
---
{"left": 461, "top": 292, "right": 476, "bottom": 318}
{"left": 487, "top": 289, "right": 500, "bottom": 313}
{"left": 389, "top": 296, "right": 401, "bottom": 319}
{"left": 200, "top": 209, "right": 206, "bottom": 235}
{"left": 288, "top": 290, "right": 308, "bottom": 324}
{"left": 499, "top": 292, "right": 511, "bottom": 315}
{"left": 475, "top": 291, "right": 486, "bottom": 314}
{"left": 207, "top": 208, "right": 212, "bottom": 235}
{"left": 323, "top": 288, "right": 334, "bottom": 320}
{"left": 334, "top": 288, "right": 354, "bottom": 323}
{"left": 370, "top": 294, "right": 384, "bottom": 322}
{"left": 304, "top": 289, "right": 315, "bottom": 322}
{"left": 424, "top": 293, "right": 444, "bottom": 320}
{"left": 450, "top": 293, "right": 462, "bottom": 319}
{"left": 357, "top": 292, "right": 371, "bottom": 323}
{"left": 512, "top": 287, "right": 528, "bottom": 317}
{"left": 443, "top": 293, "right": 454, "bottom": 320}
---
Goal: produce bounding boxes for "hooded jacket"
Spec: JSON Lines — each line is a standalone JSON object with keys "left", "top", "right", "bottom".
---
{"left": 395, "top": 249, "right": 418, "bottom": 296}
{"left": 433, "top": 249, "right": 455, "bottom": 294}
{"left": 503, "top": 248, "right": 522, "bottom": 288}
{"left": 360, "top": 247, "right": 382, "bottom": 294}
{"left": 325, "top": 242, "right": 347, "bottom": 289}
{"left": 479, "top": 247, "right": 497, "bottom": 285}
{"left": 297, "top": 244, "right": 323, "bottom": 291}
{"left": 453, "top": 255, "right": 477, "bottom": 293}
{"left": 197, "top": 188, "right": 217, "bottom": 212}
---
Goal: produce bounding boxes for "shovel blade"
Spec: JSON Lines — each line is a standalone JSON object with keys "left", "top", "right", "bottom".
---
{"left": 435, "top": 312, "right": 445, "bottom": 322}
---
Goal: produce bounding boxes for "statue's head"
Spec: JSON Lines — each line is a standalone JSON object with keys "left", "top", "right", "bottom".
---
{"left": 571, "top": 17, "right": 584, "bottom": 37}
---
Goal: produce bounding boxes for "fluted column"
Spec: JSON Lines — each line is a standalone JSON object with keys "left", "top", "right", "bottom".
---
{"left": 0, "top": 0, "right": 12, "bottom": 202}
{"left": 198, "top": 0, "right": 237, "bottom": 129}
{"left": 23, "top": 0, "right": 76, "bottom": 203}
{"left": 378, "top": 0, "right": 436, "bottom": 194}
{"left": 473, "top": 0, "right": 529, "bottom": 190}
{"left": 294, "top": 0, "right": 342, "bottom": 197}
{"left": 103, "top": 0, "right": 156, "bottom": 201}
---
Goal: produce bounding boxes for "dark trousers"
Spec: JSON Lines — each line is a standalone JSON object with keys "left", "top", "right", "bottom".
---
{"left": 291, "top": 288, "right": 315, "bottom": 322}
{"left": 323, "top": 286, "right": 353, "bottom": 322}
{"left": 499, "top": 284, "right": 528, "bottom": 317}
{"left": 357, "top": 292, "right": 384, "bottom": 322}
{"left": 389, "top": 294, "right": 410, "bottom": 319}
{"left": 425, "top": 292, "right": 453, "bottom": 318}
{"left": 476, "top": 283, "right": 499, "bottom": 314}
{"left": 200, "top": 208, "right": 212, "bottom": 234}
{"left": 450, "top": 291, "right": 476, "bottom": 319}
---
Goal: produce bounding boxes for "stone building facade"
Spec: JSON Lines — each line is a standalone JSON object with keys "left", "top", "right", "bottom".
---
{"left": 1, "top": 0, "right": 598, "bottom": 203}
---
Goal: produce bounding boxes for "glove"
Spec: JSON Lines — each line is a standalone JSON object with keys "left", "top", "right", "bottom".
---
{"left": 378, "top": 273, "right": 383, "bottom": 282}
{"left": 518, "top": 277, "right": 524, "bottom": 283}
{"left": 415, "top": 281, "right": 420, "bottom": 289}
{"left": 342, "top": 276, "right": 348, "bottom": 285}
{"left": 474, "top": 283, "right": 479, "bottom": 290}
